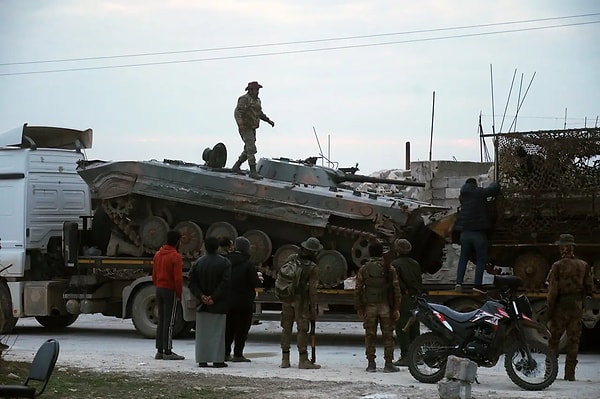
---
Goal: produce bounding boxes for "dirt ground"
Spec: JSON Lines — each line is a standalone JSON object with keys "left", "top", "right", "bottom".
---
{"left": 2, "top": 315, "right": 599, "bottom": 399}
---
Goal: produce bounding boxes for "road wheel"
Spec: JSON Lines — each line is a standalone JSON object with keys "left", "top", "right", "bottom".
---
{"left": 0, "top": 283, "right": 17, "bottom": 334}
{"left": 131, "top": 285, "right": 187, "bottom": 339}
{"left": 35, "top": 314, "right": 79, "bottom": 329}
{"left": 445, "top": 297, "right": 483, "bottom": 312}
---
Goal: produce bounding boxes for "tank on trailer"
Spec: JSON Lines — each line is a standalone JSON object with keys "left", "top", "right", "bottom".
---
{"left": 77, "top": 144, "right": 451, "bottom": 287}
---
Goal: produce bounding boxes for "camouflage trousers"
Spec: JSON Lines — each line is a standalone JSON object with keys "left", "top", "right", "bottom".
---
{"left": 362, "top": 303, "right": 395, "bottom": 362}
{"left": 237, "top": 129, "right": 257, "bottom": 165}
{"left": 548, "top": 301, "right": 583, "bottom": 367}
{"left": 280, "top": 297, "right": 310, "bottom": 354}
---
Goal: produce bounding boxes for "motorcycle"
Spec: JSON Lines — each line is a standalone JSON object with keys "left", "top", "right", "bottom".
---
{"left": 405, "top": 275, "right": 558, "bottom": 391}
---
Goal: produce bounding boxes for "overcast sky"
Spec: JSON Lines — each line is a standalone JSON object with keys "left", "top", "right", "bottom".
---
{"left": 1, "top": 1, "right": 599, "bottom": 174}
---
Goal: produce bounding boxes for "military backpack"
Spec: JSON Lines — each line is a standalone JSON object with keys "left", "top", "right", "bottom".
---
{"left": 274, "top": 255, "right": 305, "bottom": 302}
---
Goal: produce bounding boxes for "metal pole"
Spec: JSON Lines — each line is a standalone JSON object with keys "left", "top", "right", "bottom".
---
{"left": 429, "top": 91, "right": 435, "bottom": 163}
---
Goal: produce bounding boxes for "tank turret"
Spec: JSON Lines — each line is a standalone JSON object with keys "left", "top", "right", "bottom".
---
{"left": 257, "top": 157, "right": 425, "bottom": 188}
{"left": 78, "top": 143, "right": 450, "bottom": 287}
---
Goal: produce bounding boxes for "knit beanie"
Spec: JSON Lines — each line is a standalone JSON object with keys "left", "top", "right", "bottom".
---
{"left": 235, "top": 236, "right": 251, "bottom": 255}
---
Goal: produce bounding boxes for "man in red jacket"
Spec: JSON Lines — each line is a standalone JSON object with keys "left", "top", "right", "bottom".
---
{"left": 152, "top": 230, "right": 185, "bottom": 360}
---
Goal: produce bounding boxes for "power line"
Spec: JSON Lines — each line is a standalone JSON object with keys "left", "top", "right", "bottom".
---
{"left": 2, "top": 12, "right": 598, "bottom": 67}
{"left": 1, "top": 20, "right": 598, "bottom": 76}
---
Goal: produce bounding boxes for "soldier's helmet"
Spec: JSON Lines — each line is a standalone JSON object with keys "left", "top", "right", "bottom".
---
{"left": 556, "top": 234, "right": 576, "bottom": 246}
{"left": 394, "top": 238, "right": 412, "bottom": 254}
{"left": 301, "top": 237, "right": 323, "bottom": 252}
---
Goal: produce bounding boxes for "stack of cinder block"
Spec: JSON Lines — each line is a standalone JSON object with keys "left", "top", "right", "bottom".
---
{"left": 438, "top": 355, "right": 477, "bottom": 399}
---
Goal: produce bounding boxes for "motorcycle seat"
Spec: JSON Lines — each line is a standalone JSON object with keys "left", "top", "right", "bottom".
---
{"left": 430, "top": 303, "right": 479, "bottom": 322}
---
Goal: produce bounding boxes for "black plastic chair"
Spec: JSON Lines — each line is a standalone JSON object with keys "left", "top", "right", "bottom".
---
{"left": 0, "top": 339, "right": 60, "bottom": 398}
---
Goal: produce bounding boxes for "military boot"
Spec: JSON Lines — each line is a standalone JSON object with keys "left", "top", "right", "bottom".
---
{"left": 366, "top": 360, "right": 376, "bottom": 372}
{"left": 248, "top": 164, "right": 263, "bottom": 180}
{"left": 298, "top": 352, "right": 321, "bottom": 369}
{"left": 280, "top": 351, "right": 290, "bottom": 368}
{"left": 564, "top": 359, "right": 577, "bottom": 381}
{"left": 383, "top": 362, "right": 400, "bottom": 373}
{"left": 231, "top": 159, "right": 244, "bottom": 174}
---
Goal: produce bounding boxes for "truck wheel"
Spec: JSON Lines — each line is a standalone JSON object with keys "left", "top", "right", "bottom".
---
{"left": 35, "top": 314, "right": 79, "bottom": 329}
{"left": 131, "top": 285, "right": 188, "bottom": 339}
{"left": 0, "top": 284, "right": 17, "bottom": 334}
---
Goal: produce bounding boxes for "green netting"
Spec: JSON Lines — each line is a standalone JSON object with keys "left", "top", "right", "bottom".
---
{"left": 492, "top": 127, "right": 600, "bottom": 242}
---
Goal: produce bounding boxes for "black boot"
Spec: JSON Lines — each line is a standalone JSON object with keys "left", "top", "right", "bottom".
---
{"left": 231, "top": 159, "right": 244, "bottom": 174}
{"left": 366, "top": 360, "right": 376, "bottom": 372}
{"left": 249, "top": 164, "right": 263, "bottom": 180}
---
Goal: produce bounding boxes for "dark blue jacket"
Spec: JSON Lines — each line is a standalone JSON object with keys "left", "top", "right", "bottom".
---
{"left": 226, "top": 251, "right": 262, "bottom": 310}
{"left": 453, "top": 181, "right": 501, "bottom": 232}
{"left": 188, "top": 253, "right": 231, "bottom": 314}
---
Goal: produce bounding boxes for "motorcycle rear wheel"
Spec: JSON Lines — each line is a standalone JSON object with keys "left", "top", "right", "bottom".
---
{"left": 407, "top": 331, "right": 450, "bottom": 383}
{"left": 504, "top": 339, "right": 558, "bottom": 391}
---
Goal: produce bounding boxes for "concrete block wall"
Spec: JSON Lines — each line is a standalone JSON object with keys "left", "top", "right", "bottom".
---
{"left": 410, "top": 160, "right": 493, "bottom": 210}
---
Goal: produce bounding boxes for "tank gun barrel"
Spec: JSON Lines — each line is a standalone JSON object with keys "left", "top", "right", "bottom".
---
{"left": 332, "top": 174, "right": 425, "bottom": 187}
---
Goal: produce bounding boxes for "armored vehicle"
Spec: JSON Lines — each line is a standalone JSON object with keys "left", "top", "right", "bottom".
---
{"left": 77, "top": 144, "right": 451, "bottom": 287}
{"left": 488, "top": 127, "right": 600, "bottom": 289}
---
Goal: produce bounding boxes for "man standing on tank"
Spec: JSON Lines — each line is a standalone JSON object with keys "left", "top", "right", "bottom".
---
{"left": 390, "top": 238, "right": 422, "bottom": 366}
{"left": 546, "top": 234, "right": 593, "bottom": 381}
{"left": 232, "top": 81, "right": 275, "bottom": 180}
{"left": 279, "top": 237, "right": 323, "bottom": 370}
{"left": 453, "top": 177, "right": 501, "bottom": 292}
{"left": 354, "top": 241, "right": 402, "bottom": 373}
{"left": 152, "top": 230, "right": 185, "bottom": 360}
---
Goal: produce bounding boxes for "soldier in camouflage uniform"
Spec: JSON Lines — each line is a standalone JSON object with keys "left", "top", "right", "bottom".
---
{"left": 279, "top": 237, "right": 322, "bottom": 370}
{"left": 354, "top": 241, "right": 402, "bottom": 373}
{"left": 546, "top": 234, "right": 593, "bottom": 381}
{"left": 232, "top": 81, "right": 275, "bottom": 180}
{"left": 391, "top": 238, "right": 422, "bottom": 367}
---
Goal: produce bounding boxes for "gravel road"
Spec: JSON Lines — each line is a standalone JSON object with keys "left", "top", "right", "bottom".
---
{"left": 2, "top": 314, "right": 599, "bottom": 399}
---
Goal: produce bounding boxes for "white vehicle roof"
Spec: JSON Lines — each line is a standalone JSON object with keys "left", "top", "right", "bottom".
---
{"left": 0, "top": 123, "right": 93, "bottom": 150}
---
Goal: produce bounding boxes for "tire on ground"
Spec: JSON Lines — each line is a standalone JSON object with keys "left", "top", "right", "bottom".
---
{"left": 35, "top": 314, "right": 79, "bottom": 329}
{"left": 0, "top": 283, "right": 17, "bottom": 334}
{"left": 131, "top": 284, "right": 187, "bottom": 339}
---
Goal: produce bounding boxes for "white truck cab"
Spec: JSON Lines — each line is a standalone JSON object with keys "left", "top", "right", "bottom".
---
{"left": 0, "top": 124, "right": 92, "bottom": 329}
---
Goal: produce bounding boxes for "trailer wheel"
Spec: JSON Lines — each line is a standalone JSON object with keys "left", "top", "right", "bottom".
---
{"left": 0, "top": 283, "right": 17, "bottom": 334}
{"left": 35, "top": 314, "right": 79, "bottom": 329}
{"left": 131, "top": 285, "right": 188, "bottom": 339}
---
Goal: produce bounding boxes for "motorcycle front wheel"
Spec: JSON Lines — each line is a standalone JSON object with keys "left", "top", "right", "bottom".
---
{"left": 504, "top": 339, "right": 558, "bottom": 391}
{"left": 407, "top": 331, "right": 451, "bottom": 383}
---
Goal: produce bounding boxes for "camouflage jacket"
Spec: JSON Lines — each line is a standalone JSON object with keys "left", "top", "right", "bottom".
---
{"left": 234, "top": 93, "right": 270, "bottom": 131}
{"left": 546, "top": 256, "right": 593, "bottom": 314}
{"left": 354, "top": 256, "right": 401, "bottom": 312}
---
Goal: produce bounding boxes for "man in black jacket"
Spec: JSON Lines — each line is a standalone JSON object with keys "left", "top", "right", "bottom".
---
{"left": 189, "top": 236, "right": 231, "bottom": 368}
{"left": 453, "top": 178, "right": 500, "bottom": 292}
{"left": 225, "top": 237, "right": 262, "bottom": 362}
